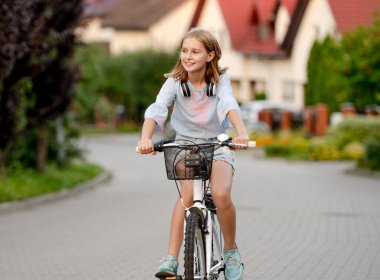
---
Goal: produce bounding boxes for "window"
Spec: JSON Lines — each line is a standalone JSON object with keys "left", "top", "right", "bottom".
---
{"left": 283, "top": 81, "right": 295, "bottom": 102}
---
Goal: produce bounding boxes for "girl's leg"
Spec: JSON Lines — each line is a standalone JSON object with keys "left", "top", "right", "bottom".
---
{"left": 210, "top": 160, "right": 236, "bottom": 250}
{"left": 167, "top": 180, "right": 193, "bottom": 259}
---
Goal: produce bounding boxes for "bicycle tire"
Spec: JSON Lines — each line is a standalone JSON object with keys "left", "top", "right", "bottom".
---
{"left": 184, "top": 211, "right": 206, "bottom": 279}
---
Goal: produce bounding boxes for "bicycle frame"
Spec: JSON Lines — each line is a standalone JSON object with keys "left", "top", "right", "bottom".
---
{"left": 185, "top": 179, "right": 224, "bottom": 279}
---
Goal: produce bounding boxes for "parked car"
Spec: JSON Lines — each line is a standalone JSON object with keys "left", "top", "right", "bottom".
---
{"left": 240, "top": 100, "right": 303, "bottom": 131}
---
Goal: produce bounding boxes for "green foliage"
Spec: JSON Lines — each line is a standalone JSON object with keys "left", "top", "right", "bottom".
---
{"left": 264, "top": 117, "right": 380, "bottom": 166}
{"left": 361, "top": 141, "right": 380, "bottom": 170}
{"left": 342, "top": 142, "right": 365, "bottom": 160}
{"left": 0, "top": 163, "right": 104, "bottom": 202}
{"left": 264, "top": 131, "right": 310, "bottom": 160}
{"left": 308, "top": 137, "right": 341, "bottom": 160}
{"left": 341, "top": 16, "right": 380, "bottom": 111}
{"left": 265, "top": 144, "right": 291, "bottom": 157}
{"left": 306, "top": 37, "right": 350, "bottom": 112}
{"left": 74, "top": 45, "right": 109, "bottom": 122}
{"left": 306, "top": 15, "right": 380, "bottom": 113}
{"left": 7, "top": 116, "right": 82, "bottom": 170}
{"left": 74, "top": 46, "right": 177, "bottom": 124}
{"left": 329, "top": 116, "right": 380, "bottom": 149}
{"left": 255, "top": 91, "right": 267, "bottom": 100}
{"left": 0, "top": 0, "right": 84, "bottom": 171}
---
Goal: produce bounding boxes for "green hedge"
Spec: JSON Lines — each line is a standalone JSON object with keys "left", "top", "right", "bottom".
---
{"left": 331, "top": 116, "right": 380, "bottom": 149}
{"left": 362, "top": 141, "right": 380, "bottom": 170}
{"left": 264, "top": 117, "right": 380, "bottom": 170}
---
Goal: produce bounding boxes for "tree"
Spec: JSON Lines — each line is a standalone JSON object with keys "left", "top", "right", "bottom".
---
{"left": 306, "top": 15, "right": 380, "bottom": 113}
{"left": 306, "top": 37, "right": 350, "bottom": 112}
{"left": 341, "top": 16, "right": 380, "bottom": 111}
{"left": 0, "top": 0, "right": 84, "bottom": 171}
{"left": 74, "top": 47, "right": 177, "bottom": 124}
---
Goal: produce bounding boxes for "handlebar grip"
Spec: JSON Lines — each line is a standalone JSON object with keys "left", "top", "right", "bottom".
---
{"left": 136, "top": 140, "right": 166, "bottom": 153}
{"left": 248, "top": 141, "right": 256, "bottom": 148}
{"left": 153, "top": 141, "right": 163, "bottom": 152}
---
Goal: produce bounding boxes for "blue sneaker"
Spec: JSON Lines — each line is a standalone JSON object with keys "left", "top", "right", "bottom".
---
{"left": 223, "top": 247, "right": 244, "bottom": 280}
{"left": 155, "top": 255, "right": 179, "bottom": 278}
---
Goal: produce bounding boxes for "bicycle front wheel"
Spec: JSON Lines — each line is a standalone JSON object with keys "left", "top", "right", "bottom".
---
{"left": 184, "top": 211, "right": 206, "bottom": 279}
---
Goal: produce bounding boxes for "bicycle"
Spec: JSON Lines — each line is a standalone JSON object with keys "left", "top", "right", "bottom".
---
{"left": 137, "top": 134, "right": 255, "bottom": 280}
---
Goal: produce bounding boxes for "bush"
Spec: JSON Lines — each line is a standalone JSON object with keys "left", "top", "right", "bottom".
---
{"left": 264, "top": 131, "right": 310, "bottom": 159}
{"left": 342, "top": 142, "right": 364, "bottom": 160}
{"left": 330, "top": 116, "right": 380, "bottom": 149}
{"left": 361, "top": 141, "right": 380, "bottom": 170}
{"left": 265, "top": 144, "right": 291, "bottom": 157}
{"left": 74, "top": 46, "right": 177, "bottom": 124}
{"left": 309, "top": 137, "right": 341, "bottom": 160}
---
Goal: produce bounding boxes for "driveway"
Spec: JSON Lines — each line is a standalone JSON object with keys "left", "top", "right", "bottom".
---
{"left": 0, "top": 134, "right": 379, "bottom": 280}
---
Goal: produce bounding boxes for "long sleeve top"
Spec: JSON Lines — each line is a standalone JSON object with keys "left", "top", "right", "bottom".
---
{"left": 144, "top": 72, "right": 240, "bottom": 139}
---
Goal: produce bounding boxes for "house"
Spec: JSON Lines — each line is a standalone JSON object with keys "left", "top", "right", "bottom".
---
{"left": 80, "top": 0, "right": 379, "bottom": 109}
{"left": 193, "top": 0, "right": 379, "bottom": 109}
{"left": 80, "top": 0, "right": 199, "bottom": 54}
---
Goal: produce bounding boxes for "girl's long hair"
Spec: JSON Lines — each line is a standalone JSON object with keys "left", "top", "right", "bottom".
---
{"left": 165, "top": 28, "right": 227, "bottom": 83}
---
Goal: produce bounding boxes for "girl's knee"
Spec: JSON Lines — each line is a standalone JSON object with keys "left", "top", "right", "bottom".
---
{"left": 212, "top": 189, "right": 232, "bottom": 209}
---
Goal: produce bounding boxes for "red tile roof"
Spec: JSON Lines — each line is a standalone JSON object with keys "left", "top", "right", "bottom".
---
{"left": 328, "top": 0, "right": 380, "bottom": 34}
{"left": 219, "top": 0, "right": 283, "bottom": 56}
{"left": 219, "top": 0, "right": 379, "bottom": 56}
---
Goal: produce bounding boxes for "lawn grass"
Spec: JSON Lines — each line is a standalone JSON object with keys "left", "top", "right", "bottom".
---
{"left": 0, "top": 163, "right": 104, "bottom": 203}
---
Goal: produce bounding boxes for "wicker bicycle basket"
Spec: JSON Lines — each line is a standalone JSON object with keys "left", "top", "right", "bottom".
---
{"left": 163, "top": 144, "right": 215, "bottom": 180}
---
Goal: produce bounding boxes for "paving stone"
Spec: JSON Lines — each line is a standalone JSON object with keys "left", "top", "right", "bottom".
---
{"left": 0, "top": 134, "right": 379, "bottom": 279}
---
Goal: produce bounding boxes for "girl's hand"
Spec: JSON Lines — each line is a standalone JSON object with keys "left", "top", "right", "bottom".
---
{"left": 137, "top": 138, "right": 157, "bottom": 155}
{"left": 233, "top": 133, "right": 249, "bottom": 150}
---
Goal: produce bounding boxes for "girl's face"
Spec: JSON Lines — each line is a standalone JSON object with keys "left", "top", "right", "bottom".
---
{"left": 180, "top": 37, "right": 214, "bottom": 76}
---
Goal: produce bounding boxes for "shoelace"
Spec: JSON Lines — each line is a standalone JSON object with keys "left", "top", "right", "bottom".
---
{"left": 224, "top": 254, "right": 241, "bottom": 268}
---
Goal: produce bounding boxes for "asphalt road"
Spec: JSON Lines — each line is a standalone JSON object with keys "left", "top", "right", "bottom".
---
{"left": 0, "top": 134, "right": 379, "bottom": 280}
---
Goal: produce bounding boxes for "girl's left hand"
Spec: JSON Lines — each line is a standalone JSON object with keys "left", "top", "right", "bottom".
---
{"left": 233, "top": 133, "right": 249, "bottom": 150}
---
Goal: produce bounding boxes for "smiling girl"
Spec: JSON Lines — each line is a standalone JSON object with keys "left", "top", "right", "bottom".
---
{"left": 137, "top": 28, "right": 248, "bottom": 280}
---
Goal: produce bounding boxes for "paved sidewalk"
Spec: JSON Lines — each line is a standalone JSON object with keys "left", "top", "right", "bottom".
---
{"left": 0, "top": 134, "right": 379, "bottom": 280}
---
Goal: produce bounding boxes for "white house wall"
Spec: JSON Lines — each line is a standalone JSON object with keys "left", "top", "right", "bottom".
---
{"left": 78, "top": 17, "right": 115, "bottom": 44}
{"left": 150, "top": 0, "right": 198, "bottom": 52}
{"left": 275, "top": 5, "right": 291, "bottom": 44}
{"left": 110, "top": 0, "right": 197, "bottom": 54}
{"left": 110, "top": 31, "right": 150, "bottom": 54}
{"left": 292, "top": 0, "right": 336, "bottom": 83}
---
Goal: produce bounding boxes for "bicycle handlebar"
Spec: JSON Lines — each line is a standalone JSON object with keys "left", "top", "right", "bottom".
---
{"left": 136, "top": 138, "right": 256, "bottom": 153}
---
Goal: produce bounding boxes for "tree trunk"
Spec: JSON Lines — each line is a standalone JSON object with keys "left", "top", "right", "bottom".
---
{"left": 36, "top": 127, "right": 49, "bottom": 173}
{"left": 0, "top": 149, "right": 5, "bottom": 175}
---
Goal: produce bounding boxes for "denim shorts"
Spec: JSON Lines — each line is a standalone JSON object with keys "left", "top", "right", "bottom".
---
{"left": 175, "top": 134, "right": 235, "bottom": 170}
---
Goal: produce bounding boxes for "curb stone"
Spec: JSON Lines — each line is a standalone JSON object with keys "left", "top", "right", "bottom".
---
{"left": 0, "top": 171, "right": 112, "bottom": 215}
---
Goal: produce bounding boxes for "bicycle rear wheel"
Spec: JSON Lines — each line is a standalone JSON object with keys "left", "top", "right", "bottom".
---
{"left": 184, "top": 211, "right": 206, "bottom": 279}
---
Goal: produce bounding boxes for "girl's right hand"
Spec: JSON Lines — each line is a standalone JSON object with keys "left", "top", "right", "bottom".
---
{"left": 137, "top": 138, "right": 156, "bottom": 155}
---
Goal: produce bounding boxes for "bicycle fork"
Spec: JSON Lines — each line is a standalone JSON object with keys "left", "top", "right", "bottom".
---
{"left": 185, "top": 179, "right": 224, "bottom": 278}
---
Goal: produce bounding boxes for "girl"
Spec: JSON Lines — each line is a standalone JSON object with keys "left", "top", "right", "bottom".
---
{"left": 137, "top": 28, "right": 248, "bottom": 280}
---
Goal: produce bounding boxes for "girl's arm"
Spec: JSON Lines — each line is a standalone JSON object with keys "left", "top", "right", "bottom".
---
{"left": 138, "top": 118, "right": 157, "bottom": 154}
{"left": 227, "top": 109, "right": 249, "bottom": 149}
{"left": 138, "top": 78, "right": 176, "bottom": 154}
